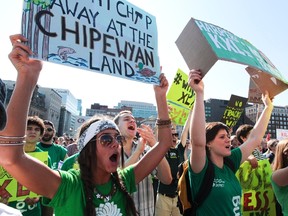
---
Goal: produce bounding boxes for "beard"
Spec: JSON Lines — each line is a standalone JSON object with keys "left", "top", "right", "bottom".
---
{"left": 41, "top": 133, "right": 54, "bottom": 142}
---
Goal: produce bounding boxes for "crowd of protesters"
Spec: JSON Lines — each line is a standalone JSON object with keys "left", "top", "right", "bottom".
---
{"left": 1, "top": 33, "right": 288, "bottom": 216}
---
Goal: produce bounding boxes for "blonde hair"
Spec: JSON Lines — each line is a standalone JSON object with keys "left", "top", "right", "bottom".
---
{"left": 272, "top": 139, "right": 288, "bottom": 171}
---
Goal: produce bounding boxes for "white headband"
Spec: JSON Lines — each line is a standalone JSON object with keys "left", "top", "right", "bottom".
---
{"left": 78, "top": 119, "right": 120, "bottom": 152}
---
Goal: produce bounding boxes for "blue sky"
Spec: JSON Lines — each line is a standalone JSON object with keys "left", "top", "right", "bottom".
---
{"left": 1, "top": 0, "right": 287, "bottom": 113}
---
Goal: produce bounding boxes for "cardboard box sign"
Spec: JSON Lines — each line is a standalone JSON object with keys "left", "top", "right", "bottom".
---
{"left": 176, "top": 18, "right": 288, "bottom": 98}
{"left": 248, "top": 77, "right": 263, "bottom": 104}
{"left": 246, "top": 67, "right": 288, "bottom": 99}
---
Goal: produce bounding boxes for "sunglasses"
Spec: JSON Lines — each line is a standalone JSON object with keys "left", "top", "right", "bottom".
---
{"left": 45, "top": 128, "right": 53, "bottom": 132}
{"left": 96, "top": 134, "right": 124, "bottom": 147}
{"left": 172, "top": 133, "right": 179, "bottom": 137}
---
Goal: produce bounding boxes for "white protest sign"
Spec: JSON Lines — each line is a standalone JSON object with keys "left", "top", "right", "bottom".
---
{"left": 276, "top": 128, "right": 288, "bottom": 141}
{"left": 21, "top": 0, "right": 160, "bottom": 84}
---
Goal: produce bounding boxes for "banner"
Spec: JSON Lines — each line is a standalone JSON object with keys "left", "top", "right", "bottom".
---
{"left": 220, "top": 94, "right": 248, "bottom": 128}
{"left": 176, "top": 18, "right": 288, "bottom": 98}
{"left": 166, "top": 69, "right": 195, "bottom": 125}
{"left": 21, "top": 0, "right": 160, "bottom": 85}
{"left": 236, "top": 159, "right": 276, "bottom": 215}
{"left": 0, "top": 151, "right": 49, "bottom": 202}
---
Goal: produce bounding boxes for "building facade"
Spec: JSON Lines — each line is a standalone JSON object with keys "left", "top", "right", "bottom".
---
{"left": 86, "top": 103, "right": 133, "bottom": 118}
{"left": 54, "top": 89, "right": 80, "bottom": 136}
{"left": 38, "top": 87, "right": 62, "bottom": 131}
{"left": 115, "top": 100, "right": 157, "bottom": 119}
{"left": 246, "top": 104, "right": 288, "bottom": 138}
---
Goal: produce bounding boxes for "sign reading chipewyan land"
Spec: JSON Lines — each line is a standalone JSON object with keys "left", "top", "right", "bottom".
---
{"left": 21, "top": 0, "right": 161, "bottom": 85}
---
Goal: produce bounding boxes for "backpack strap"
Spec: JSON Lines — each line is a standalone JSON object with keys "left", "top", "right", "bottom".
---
{"left": 184, "top": 159, "right": 215, "bottom": 216}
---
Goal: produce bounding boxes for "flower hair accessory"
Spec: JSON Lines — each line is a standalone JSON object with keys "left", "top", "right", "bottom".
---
{"left": 78, "top": 119, "right": 120, "bottom": 152}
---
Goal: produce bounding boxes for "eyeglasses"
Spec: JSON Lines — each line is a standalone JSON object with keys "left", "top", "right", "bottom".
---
{"left": 172, "top": 133, "right": 179, "bottom": 137}
{"left": 96, "top": 134, "right": 124, "bottom": 148}
{"left": 45, "top": 128, "right": 53, "bottom": 132}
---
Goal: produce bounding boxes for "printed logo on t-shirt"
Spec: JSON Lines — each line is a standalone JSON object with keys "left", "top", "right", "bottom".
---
{"left": 232, "top": 195, "right": 241, "bottom": 216}
{"left": 95, "top": 202, "right": 122, "bottom": 215}
{"left": 169, "top": 152, "right": 177, "bottom": 159}
{"left": 52, "top": 162, "right": 57, "bottom": 170}
{"left": 15, "top": 201, "right": 37, "bottom": 213}
{"left": 213, "top": 178, "right": 225, "bottom": 188}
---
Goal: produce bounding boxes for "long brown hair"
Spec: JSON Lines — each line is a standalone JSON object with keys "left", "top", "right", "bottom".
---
{"left": 77, "top": 116, "right": 138, "bottom": 216}
{"left": 272, "top": 139, "right": 288, "bottom": 171}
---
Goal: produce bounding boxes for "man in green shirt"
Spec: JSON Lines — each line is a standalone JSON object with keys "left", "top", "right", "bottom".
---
{"left": 37, "top": 120, "right": 67, "bottom": 216}
{"left": 37, "top": 120, "right": 68, "bottom": 170}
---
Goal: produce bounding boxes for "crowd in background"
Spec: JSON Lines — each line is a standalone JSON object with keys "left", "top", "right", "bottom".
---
{"left": 1, "top": 34, "right": 288, "bottom": 216}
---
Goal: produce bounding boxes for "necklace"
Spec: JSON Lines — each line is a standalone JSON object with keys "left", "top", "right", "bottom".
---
{"left": 94, "top": 182, "right": 117, "bottom": 202}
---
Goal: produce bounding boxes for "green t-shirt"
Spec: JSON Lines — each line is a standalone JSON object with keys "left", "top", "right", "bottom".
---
{"left": 61, "top": 153, "right": 79, "bottom": 171}
{"left": 188, "top": 147, "right": 242, "bottom": 215}
{"left": 271, "top": 177, "right": 288, "bottom": 216}
{"left": 43, "top": 166, "right": 136, "bottom": 216}
{"left": 37, "top": 142, "right": 67, "bottom": 170}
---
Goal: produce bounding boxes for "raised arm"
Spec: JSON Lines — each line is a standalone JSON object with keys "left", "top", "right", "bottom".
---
{"left": 0, "top": 34, "right": 61, "bottom": 199}
{"left": 180, "top": 109, "right": 192, "bottom": 148}
{"left": 134, "top": 73, "right": 172, "bottom": 184}
{"left": 137, "top": 124, "right": 172, "bottom": 184}
{"left": 123, "top": 140, "right": 145, "bottom": 167}
{"left": 188, "top": 70, "right": 206, "bottom": 173}
{"left": 239, "top": 91, "right": 273, "bottom": 163}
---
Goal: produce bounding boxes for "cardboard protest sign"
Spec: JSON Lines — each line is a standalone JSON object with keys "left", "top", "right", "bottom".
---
{"left": 21, "top": 0, "right": 160, "bottom": 84}
{"left": 220, "top": 94, "right": 248, "bottom": 128}
{"left": 246, "top": 66, "right": 288, "bottom": 99}
{"left": 167, "top": 69, "right": 195, "bottom": 125}
{"left": 236, "top": 159, "right": 276, "bottom": 216}
{"left": 167, "top": 103, "right": 190, "bottom": 126}
{"left": 248, "top": 78, "right": 263, "bottom": 104}
{"left": 176, "top": 18, "right": 288, "bottom": 97}
{"left": 0, "top": 151, "right": 48, "bottom": 202}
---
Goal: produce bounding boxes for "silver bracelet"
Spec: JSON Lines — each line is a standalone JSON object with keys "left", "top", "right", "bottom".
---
{"left": 0, "top": 135, "right": 26, "bottom": 139}
{"left": 0, "top": 142, "right": 25, "bottom": 146}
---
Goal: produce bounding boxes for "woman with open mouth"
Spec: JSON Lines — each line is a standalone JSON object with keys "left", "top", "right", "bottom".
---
{"left": 0, "top": 34, "right": 173, "bottom": 216}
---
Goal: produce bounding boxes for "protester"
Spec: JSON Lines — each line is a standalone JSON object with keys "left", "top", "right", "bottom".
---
{"left": 154, "top": 127, "right": 184, "bottom": 216}
{"left": 37, "top": 120, "right": 68, "bottom": 216}
{"left": 230, "top": 134, "right": 241, "bottom": 150}
{"left": 0, "top": 41, "right": 22, "bottom": 216}
{"left": 184, "top": 139, "right": 192, "bottom": 161}
{"left": 264, "top": 139, "right": 279, "bottom": 164}
{"left": 60, "top": 152, "right": 79, "bottom": 171}
{"left": 56, "top": 136, "right": 66, "bottom": 147}
{"left": 37, "top": 120, "right": 68, "bottom": 170}
{"left": 113, "top": 110, "right": 172, "bottom": 215}
{"left": 66, "top": 141, "right": 79, "bottom": 157}
{"left": 236, "top": 124, "right": 266, "bottom": 168}
{"left": 271, "top": 139, "right": 288, "bottom": 216}
{"left": 7, "top": 116, "right": 51, "bottom": 216}
{"left": 154, "top": 111, "right": 190, "bottom": 216}
{"left": 0, "top": 34, "right": 173, "bottom": 216}
{"left": 261, "top": 138, "right": 268, "bottom": 154}
{"left": 187, "top": 69, "right": 273, "bottom": 215}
